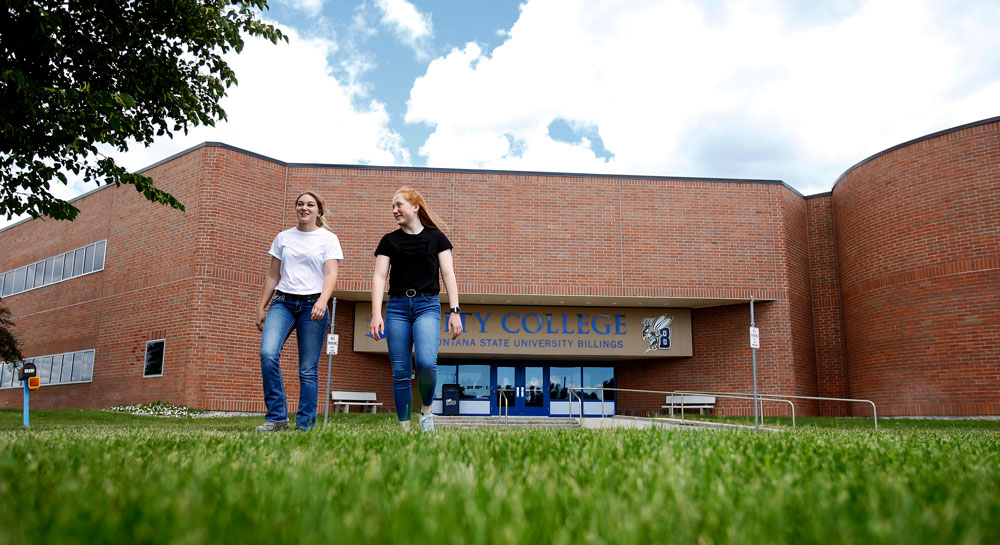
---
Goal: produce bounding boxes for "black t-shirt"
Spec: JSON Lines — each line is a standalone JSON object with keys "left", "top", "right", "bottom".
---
{"left": 374, "top": 228, "right": 453, "bottom": 295}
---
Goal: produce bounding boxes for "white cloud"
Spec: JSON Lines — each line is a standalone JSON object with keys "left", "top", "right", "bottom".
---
{"left": 111, "top": 24, "right": 409, "bottom": 173}
{"left": 405, "top": 0, "right": 1000, "bottom": 195}
{"left": 277, "top": 0, "right": 326, "bottom": 17}
{"left": 374, "top": 0, "right": 433, "bottom": 59}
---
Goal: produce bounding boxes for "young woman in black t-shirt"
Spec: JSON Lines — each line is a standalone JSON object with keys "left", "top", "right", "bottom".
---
{"left": 369, "top": 187, "right": 463, "bottom": 432}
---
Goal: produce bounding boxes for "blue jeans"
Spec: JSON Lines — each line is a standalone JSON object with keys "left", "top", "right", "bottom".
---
{"left": 385, "top": 295, "right": 440, "bottom": 421}
{"left": 260, "top": 294, "right": 329, "bottom": 430}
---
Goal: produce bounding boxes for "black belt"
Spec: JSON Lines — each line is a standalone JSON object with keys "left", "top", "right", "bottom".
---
{"left": 395, "top": 289, "right": 437, "bottom": 297}
{"left": 275, "top": 290, "right": 320, "bottom": 300}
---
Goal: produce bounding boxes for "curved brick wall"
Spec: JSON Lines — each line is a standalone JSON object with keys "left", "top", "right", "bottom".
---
{"left": 832, "top": 119, "right": 1000, "bottom": 415}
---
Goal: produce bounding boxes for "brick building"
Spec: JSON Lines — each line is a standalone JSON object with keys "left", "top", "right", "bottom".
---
{"left": 2, "top": 117, "right": 998, "bottom": 417}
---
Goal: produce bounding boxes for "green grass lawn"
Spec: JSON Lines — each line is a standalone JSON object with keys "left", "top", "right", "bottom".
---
{"left": 2, "top": 410, "right": 998, "bottom": 545}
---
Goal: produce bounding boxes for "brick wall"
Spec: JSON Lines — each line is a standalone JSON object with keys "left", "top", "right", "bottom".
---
{"left": 3, "top": 116, "right": 998, "bottom": 417}
{"left": 806, "top": 196, "right": 849, "bottom": 415}
{"left": 833, "top": 120, "right": 1000, "bottom": 415}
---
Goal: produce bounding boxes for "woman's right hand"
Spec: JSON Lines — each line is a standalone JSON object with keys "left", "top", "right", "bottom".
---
{"left": 255, "top": 308, "right": 267, "bottom": 332}
{"left": 369, "top": 314, "right": 385, "bottom": 341}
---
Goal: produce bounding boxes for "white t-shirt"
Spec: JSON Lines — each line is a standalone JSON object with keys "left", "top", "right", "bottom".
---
{"left": 269, "top": 227, "right": 344, "bottom": 295}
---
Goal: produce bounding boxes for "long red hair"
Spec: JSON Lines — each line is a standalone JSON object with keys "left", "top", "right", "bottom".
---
{"left": 394, "top": 187, "right": 447, "bottom": 231}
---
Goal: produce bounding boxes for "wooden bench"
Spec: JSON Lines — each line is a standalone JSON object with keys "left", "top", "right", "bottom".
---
{"left": 331, "top": 391, "right": 383, "bottom": 413}
{"left": 662, "top": 395, "right": 716, "bottom": 416}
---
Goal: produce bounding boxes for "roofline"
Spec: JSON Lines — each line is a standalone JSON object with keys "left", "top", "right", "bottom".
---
{"left": 142, "top": 141, "right": 804, "bottom": 196}
{"left": 3, "top": 138, "right": 823, "bottom": 235}
{"left": 832, "top": 115, "right": 1000, "bottom": 190}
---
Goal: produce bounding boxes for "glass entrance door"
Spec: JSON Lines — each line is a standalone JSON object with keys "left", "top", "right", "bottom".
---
{"left": 493, "top": 366, "right": 548, "bottom": 416}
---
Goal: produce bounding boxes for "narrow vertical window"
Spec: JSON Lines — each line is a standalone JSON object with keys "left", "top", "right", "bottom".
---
{"left": 33, "top": 262, "right": 44, "bottom": 287}
{"left": 62, "top": 252, "right": 74, "bottom": 279}
{"left": 51, "top": 254, "right": 64, "bottom": 282}
{"left": 81, "top": 351, "right": 95, "bottom": 382}
{"left": 144, "top": 340, "right": 165, "bottom": 377}
{"left": 93, "top": 241, "right": 107, "bottom": 271}
{"left": 49, "top": 355, "right": 63, "bottom": 384}
{"left": 37, "top": 356, "right": 53, "bottom": 385}
{"left": 13, "top": 267, "right": 26, "bottom": 293}
{"left": 73, "top": 248, "right": 85, "bottom": 276}
{"left": 71, "top": 352, "right": 84, "bottom": 382}
{"left": 43, "top": 257, "right": 55, "bottom": 284}
{"left": 60, "top": 354, "right": 73, "bottom": 383}
{"left": 24, "top": 264, "right": 35, "bottom": 290}
{"left": 83, "top": 244, "right": 96, "bottom": 274}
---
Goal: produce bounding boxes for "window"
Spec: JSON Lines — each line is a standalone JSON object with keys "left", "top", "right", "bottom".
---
{"left": 83, "top": 244, "right": 96, "bottom": 274}
{"left": 457, "top": 364, "right": 490, "bottom": 399}
{"left": 60, "top": 355, "right": 73, "bottom": 383}
{"left": 549, "top": 367, "right": 582, "bottom": 401}
{"left": 43, "top": 257, "right": 55, "bottom": 284}
{"left": 0, "top": 349, "right": 96, "bottom": 389}
{"left": 13, "top": 267, "right": 25, "bottom": 292}
{"left": 80, "top": 351, "right": 94, "bottom": 382}
{"left": 50, "top": 254, "right": 64, "bottom": 283}
{"left": 435, "top": 364, "right": 458, "bottom": 398}
{"left": 24, "top": 264, "right": 35, "bottom": 290}
{"left": 0, "top": 364, "right": 12, "bottom": 388}
{"left": 36, "top": 356, "right": 52, "bottom": 386}
{"left": 0, "top": 241, "right": 107, "bottom": 297}
{"left": 582, "top": 367, "right": 616, "bottom": 401}
{"left": 73, "top": 248, "right": 85, "bottom": 276}
{"left": 61, "top": 252, "right": 73, "bottom": 279}
{"left": 144, "top": 340, "right": 165, "bottom": 377}
{"left": 93, "top": 241, "right": 106, "bottom": 270}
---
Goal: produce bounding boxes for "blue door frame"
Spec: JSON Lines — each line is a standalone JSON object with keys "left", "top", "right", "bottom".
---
{"left": 492, "top": 365, "right": 547, "bottom": 416}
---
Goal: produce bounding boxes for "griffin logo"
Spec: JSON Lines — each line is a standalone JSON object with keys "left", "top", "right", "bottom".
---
{"left": 641, "top": 314, "right": 673, "bottom": 352}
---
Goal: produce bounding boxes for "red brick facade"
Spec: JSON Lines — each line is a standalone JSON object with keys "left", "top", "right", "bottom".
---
{"left": 832, "top": 120, "right": 1000, "bottom": 416}
{"left": 2, "top": 117, "right": 998, "bottom": 416}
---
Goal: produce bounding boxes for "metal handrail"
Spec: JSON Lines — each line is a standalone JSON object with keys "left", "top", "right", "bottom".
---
{"left": 569, "top": 388, "right": 584, "bottom": 426}
{"left": 496, "top": 388, "right": 509, "bottom": 425}
{"left": 566, "top": 387, "right": 879, "bottom": 431}
{"left": 747, "top": 392, "right": 878, "bottom": 431}
{"left": 668, "top": 390, "right": 795, "bottom": 428}
{"left": 565, "top": 387, "right": 793, "bottom": 428}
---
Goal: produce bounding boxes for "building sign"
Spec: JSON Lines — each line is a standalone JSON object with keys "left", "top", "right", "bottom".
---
{"left": 354, "top": 303, "right": 692, "bottom": 358}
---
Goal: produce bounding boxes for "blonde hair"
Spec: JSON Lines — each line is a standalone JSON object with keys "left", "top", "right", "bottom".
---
{"left": 394, "top": 187, "right": 447, "bottom": 231}
{"left": 296, "top": 191, "right": 329, "bottom": 229}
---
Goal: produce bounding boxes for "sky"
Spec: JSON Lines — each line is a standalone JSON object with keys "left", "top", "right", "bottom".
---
{"left": 5, "top": 0, "right": 1000, "bottom": 228}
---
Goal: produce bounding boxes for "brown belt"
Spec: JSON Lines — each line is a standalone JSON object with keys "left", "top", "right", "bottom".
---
{"left": 274, "top": 290, "right": 320, "bottom": 301}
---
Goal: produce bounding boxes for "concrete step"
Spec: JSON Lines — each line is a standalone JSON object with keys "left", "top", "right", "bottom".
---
{"left": 434, "top": 416, "right": 580, "bottom": 429}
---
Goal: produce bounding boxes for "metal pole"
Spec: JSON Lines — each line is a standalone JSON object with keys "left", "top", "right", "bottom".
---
{"left": 323, "top": 298, "right": 337, "bottom": 426}
{"left": 23, "top": 379, "right": 29, "bottom": 427}
{"left": 751, "top": 296, "right": 758, "bottom": 431}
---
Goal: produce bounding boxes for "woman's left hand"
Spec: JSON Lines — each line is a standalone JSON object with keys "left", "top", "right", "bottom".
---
{"left": 311, "top": 300, "right": 328, "bottom": 321}
{"left": 447, "top": 311, "right": 464, "bottom": 339}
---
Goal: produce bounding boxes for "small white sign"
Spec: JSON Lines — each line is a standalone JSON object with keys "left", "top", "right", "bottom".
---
{"left": 749, "top": 327, "right": 760, "bottom": 349}
{"left": 326, "top": 334, "right": 339, "bottom": 355}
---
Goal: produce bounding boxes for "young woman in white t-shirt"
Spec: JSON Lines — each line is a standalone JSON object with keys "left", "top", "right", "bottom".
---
{"left": 254, "top": 191, "right": 343, "bottom": 432}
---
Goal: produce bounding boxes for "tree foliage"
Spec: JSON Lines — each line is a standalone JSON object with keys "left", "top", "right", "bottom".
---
{"left": 0, "top": 0, "right": 286, "bottom": 221}
{"left": 0, "top": 297, "right": 23, "bottom": 366}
